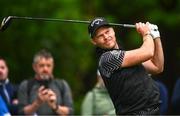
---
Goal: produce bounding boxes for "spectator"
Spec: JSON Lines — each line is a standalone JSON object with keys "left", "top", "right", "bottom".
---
{"left": 171, "top": 78, "right": 180, "bottom": 114}
{"left": 81, "top": 70, "right": 115, "bottom": 115}
{"left": 0, "top": 57, "right": 19, "bottom": 115}
{"left": 0, "top": 95, "right": 11, "bottom": 116}
{"left": 18, "top": 49, "right": 73, "bottom": 115}
{"left": 155, "top": 80, "right": 168, "bottom": 115}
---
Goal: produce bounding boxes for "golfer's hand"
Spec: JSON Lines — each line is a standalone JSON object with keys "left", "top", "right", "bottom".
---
{"left": 148, "top": 23, "right": 160, "bottom": 39}
{"left": 136, "top": 22, "right": 151, "bottom": 38}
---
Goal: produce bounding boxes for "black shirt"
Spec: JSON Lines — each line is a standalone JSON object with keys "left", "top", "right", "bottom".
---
{"left": 98, "top": 49, "right": 160, "bottom": 114}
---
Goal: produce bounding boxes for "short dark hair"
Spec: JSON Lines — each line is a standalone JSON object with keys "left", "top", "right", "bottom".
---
{"left": 33, "top": 49, "right": 54, "bottom": 64}
{"left": 0, "top": 56, "right": 4, "bottom": 60}
{"left": 0, "top": 56, "right": 8, "bottom": 66}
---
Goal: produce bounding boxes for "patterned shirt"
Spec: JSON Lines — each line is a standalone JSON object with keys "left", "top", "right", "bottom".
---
{"left": 98, "top": 49, "right": 160, "bottom": 114}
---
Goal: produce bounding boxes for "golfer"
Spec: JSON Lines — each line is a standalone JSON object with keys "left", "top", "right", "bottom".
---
{"left": 88, "top": 17, "right": 164, "bottom": 115}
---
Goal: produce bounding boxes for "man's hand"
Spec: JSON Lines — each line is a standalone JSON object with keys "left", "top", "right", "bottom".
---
{"left": 136, "top": 22, "right": 151, "bottom": 38}
{"left": 23, "top": 86, "right": 49, "bottom": 115}
{"left": 37, "top": 87, "right": 58, "bottom": 111}
{"left": 46, "top": 89, "right": 58, "bottom": 110}
{"left": 46, "top": 89, "right": 70, "bottom": 115}
{"left": 37, "top": 86, "right": 49, "bottom": 104}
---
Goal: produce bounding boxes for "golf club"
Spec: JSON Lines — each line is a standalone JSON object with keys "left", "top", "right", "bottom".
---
{"left": 0, "top": 16, "right": 135, "bottom": 31}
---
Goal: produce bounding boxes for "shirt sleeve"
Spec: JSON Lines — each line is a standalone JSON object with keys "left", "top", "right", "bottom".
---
{"left": 61, "top": 80, "right": 74, "bottom": 114}
{"left": 17, "top": 80, "right": 28, "bottom": 114}
{"left": 99, "top": 50, "right": 125, "bottom": 77}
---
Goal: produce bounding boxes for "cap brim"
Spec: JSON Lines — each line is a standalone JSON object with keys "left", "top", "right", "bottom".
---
{"left": 91, "top": 24, "right": 110, "bottom": 38}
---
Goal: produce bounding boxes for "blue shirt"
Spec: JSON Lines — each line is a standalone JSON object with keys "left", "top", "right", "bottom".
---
{"left": 0, "top": 95, "right": 11, "bottom": 116}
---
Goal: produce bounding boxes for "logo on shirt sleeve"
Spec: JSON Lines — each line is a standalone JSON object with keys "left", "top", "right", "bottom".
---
{"left": 110, "top": 50, "right": 121, "bottom": 59}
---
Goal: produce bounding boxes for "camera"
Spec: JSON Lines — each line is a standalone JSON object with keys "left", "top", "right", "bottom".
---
{"left": 40, "top": 80, "right": 49, "bottom": 88}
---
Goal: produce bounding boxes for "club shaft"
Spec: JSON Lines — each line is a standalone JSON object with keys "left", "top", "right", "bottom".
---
{"left": 11, "top": 16, "right": 90, "bottom": 24}
{"left": 10, "top": 16, "right": 135, "bottom": 28}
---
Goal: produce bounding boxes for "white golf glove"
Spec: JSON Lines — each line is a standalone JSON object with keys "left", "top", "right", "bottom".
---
{"left": 149, "top": 23, "right": 160, "bottom": 39}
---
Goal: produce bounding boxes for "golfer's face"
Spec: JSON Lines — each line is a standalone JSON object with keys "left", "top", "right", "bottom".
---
{"left": 33, "top": 57, "right": 54, "bottom": 79}
{"left": 92, "top": 27, "right": 117, "bottom": 49}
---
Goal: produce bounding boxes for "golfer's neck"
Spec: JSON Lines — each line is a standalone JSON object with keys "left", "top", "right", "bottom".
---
{"left": 114, "top": 42, "right": 119, "bottom": 49}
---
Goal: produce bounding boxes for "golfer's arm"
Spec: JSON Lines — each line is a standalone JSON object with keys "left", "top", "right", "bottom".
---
{"left": 121, "top": 34, "right": 154, "bottom": 67}
{"left": 143, "top": 37, "right": 164, "bottom": 74}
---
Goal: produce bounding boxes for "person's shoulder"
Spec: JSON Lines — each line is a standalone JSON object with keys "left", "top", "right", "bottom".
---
{"left": 54, "top": 78, "right": 69, "bottom": 84}
{"left": 54, "top": 77, "right": 63, "bottom": 81}
{"left": 7, "top": 82, "right": 19, "bottom": 91}
{"left": 54, "top": 78, "right": 64, "bottom": 83}
{"left": 99, "top": 50, "right": 113, "bottom": 64}
{"left": 84, "top": 90, "right": 94, "bottom": 98}
{"left": 86, "top": 86, "right": 98, "bottom": 94}
{"left": 100, "top": 49, "right": 124, "bottom": 61}
{"left": 19, "top": 79, "right": 30, "bottom": 87}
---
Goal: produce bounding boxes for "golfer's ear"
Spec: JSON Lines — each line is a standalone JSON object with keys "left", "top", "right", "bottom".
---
{"left": 91, "top": 39, "right": 97, "bottom": 45}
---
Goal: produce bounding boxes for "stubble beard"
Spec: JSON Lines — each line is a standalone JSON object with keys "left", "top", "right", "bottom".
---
{"left": 39, "top": 74, "right": 51, "bottom": 80}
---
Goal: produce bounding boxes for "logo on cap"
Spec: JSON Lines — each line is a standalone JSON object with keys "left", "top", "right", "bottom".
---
{"left": 88, "top": 17, "right": 109, "bottom": 38}
{"left": 90, "top": 18, "right": 104, "bottom": 27}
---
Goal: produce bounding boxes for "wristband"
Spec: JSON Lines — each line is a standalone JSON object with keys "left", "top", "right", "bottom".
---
{"left": 144, "top": 32, "right": 153, "bottom": 39}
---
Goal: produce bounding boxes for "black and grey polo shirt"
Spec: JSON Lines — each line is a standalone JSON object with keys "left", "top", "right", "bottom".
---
{"left": 98, "top": 49, "right": 160, "bottom": 114}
